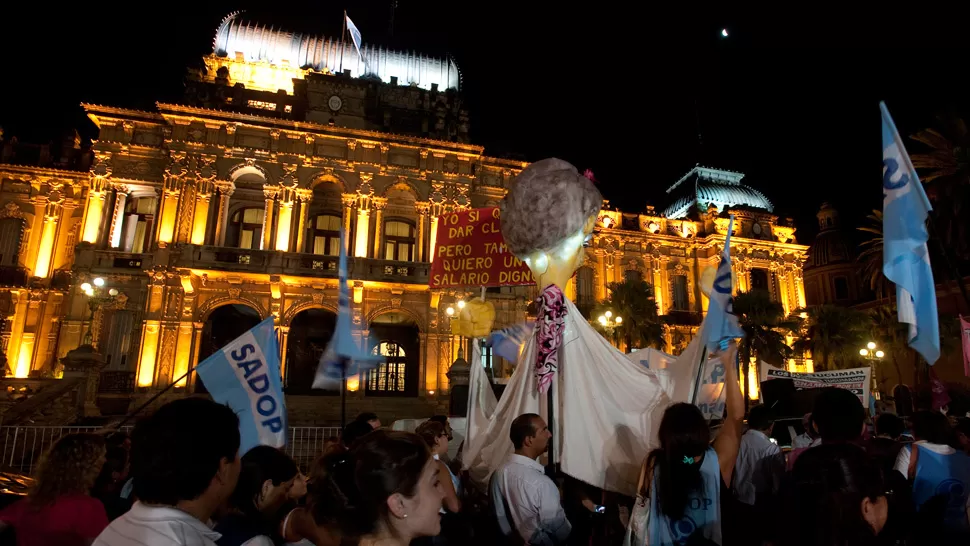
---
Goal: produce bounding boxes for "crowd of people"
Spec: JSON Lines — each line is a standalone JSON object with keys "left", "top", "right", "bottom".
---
{"left": 0, "top": 343, "right": 969, "bottom": 546}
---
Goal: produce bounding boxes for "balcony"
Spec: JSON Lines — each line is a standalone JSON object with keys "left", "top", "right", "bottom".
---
{"left": 0, "top": 267, "right": 28, "bottom": 288}
{"left": 72, "top": 245, "right": 430, "bottom": 285}
{"left": 172, "top": 245, "right": 430, "bottom": 284}
{"left": 73, "top": 245, "right": 153, "bottom": 273}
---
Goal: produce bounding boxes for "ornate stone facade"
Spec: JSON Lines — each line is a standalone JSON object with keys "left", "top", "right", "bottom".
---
{"left": 0, "top": 18, "right": 809, "bottom": 423}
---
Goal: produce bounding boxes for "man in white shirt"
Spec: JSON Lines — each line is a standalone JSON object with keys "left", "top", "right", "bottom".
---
{"left": 491, "top": 413, "right": 571, "bottom": 546}
{"left": 733, "top": 404, "right": 785, "bottom": 507}
{"left": 94, "top": 398, "right": 242, "bottom": 546}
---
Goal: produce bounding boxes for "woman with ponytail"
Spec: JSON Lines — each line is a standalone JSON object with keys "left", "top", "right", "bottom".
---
{"left": 628, "top": 340, "right": 743, "bottom": 546}
{"left": 308, "top": 429, "right": 444, "bottom": 546}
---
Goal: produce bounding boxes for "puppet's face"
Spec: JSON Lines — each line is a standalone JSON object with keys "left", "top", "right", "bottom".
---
{"left": 523, "top": 214, "right": 596, "bottom": 291}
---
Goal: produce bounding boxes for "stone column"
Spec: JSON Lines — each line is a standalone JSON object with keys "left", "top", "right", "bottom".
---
{"left": 416, "top": 202, "right": 429, "bottom": 262}
{"left": 294, "top": 190, "right": 312, "bottom": 253}
{"left": 188, "top": 322, "right": 203, "bottom": 392}
{"left": 213, "top": 181, "right": 234, "bottom": 246}
{"left": 261, "top": 185, "right": 278, "bottom": 251}
{"left": 81, "top": 175, "right": 108, "bottom": 244}
{"left": 341, "top": 193, "right": 356, "bottom": 254}
{"left": 278, "top": 326, "right": 290, "bottom": 385}
{"left": 156, "top": 176, "right": 181, "bottom": 247}
{"left": 32, "top": 200, "right": 61, "bottom": 279}
{"left": 274, "top": 185, "right": 296, "bottom": 252}
{"left": 371, "top": 197, "right": 387, "bottom": 259}
{"left": 107, "top": 185, "right": 129, "bottom": 249}
{"left": 354, "top": 175, "right": 374, "bottom": 259}
{"left": 190, "top": 181, "right": 213, "bottom": 246}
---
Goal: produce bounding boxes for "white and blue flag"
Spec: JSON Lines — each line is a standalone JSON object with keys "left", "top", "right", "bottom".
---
{"left": 705, "top": 215, "right": 744, "bottom": 353}
{"left": 486, "top": 322, "right": 534, "bottom": 363}
{"left": 345, "top": 13, "right": 363, "bottom": 59}
{"left": 880, "top": 102, "right": 940, "bottom": 365}
{"left": 196, "top": 316, "right": 287, "bottom": 455}
{"left": 314, "top": 228, "right": 382, "bottom": 389}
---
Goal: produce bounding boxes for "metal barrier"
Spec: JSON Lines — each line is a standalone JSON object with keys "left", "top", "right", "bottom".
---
{"left": 0, "top": 425, "right": 341, "bottom": 475}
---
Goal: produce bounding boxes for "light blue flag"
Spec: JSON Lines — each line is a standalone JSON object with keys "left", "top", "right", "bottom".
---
{"left": 314, "top": 228, "right": 382, "bottom": 389}
{"left": 196, "top": 316, "right": 287, "bottom": 455}
{"left": 880, "top": 102, "right": 940, "bottom": 365}
{"left": 486, "top": 322, "right": 534, "bottom": 362}
{"left": 345, "top": 14, "right": 363, "bottom": 59}
{"left": 705, "top": 215, "right": 744, "bottom": 352}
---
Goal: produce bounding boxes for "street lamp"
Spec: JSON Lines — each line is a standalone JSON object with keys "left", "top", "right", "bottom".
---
{"left": 79, "top": 277, "right": 120, "bottom": 347}
{"left": 859, "top": 341, "right": 885, "bottom": 400}
{"left": 597, "top": 310, "right": 622, "bottom": 346}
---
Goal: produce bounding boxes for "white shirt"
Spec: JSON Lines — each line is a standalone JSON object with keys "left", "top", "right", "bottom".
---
{"left": 733, "top": 429, "right": 785, "bottom": 506}
{"left": 490, "top": 454, "right": 571, "bottom": 545}
{"left": 93, "top": 502, "right": 221, "bottom": 546}
{"left": 791, "top": 433, "right": 816, "bottom": 449}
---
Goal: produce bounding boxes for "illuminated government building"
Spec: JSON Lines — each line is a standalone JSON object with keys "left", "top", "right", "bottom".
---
{"left": 0, "top": 14, "right": 808, "bottom": 423}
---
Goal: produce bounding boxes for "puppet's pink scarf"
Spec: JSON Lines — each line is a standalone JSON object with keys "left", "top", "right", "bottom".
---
{"left": 535, "top": 284, "right": 566, "bottom": 393}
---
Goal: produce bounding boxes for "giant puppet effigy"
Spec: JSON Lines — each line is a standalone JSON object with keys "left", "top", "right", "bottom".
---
{"left": 461, "top": 158, "right": 701, "bottom": 496}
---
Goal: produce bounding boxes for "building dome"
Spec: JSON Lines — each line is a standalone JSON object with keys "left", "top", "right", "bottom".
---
{"left": 805, "top": 202, "right": 854, "bottom": 269}
{"left": 663, "top": 166, "right": 773, "bottom": 219}
{"left": 211, "top": 12, "right": 461, "bottom": 92}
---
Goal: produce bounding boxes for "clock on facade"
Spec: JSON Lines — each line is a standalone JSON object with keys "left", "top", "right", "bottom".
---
{"left": 328, "top": 95, "right": 343, "bottom": 111}
{"left": 752, "top": 223, "right": 763, "bottom": 235}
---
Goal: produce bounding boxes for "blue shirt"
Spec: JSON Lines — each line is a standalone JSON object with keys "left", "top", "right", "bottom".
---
{"left": 648, "top": 447, "right": 722, "bottom": 546}
{"left": 911, "top": 444, "right": 970, "bottom": 532}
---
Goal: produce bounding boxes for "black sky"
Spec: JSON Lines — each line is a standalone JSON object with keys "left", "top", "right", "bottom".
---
{"left": 2, "top": 2, "right": 967, "bottom": 241}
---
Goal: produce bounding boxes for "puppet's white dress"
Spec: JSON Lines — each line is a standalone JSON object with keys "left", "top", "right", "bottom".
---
{"left": 463, "top": 297, "right": 700, "bottom": 496}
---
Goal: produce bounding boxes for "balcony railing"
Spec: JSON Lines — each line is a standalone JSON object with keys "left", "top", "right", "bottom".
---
{"left": 172, "top": 245, "right": 430, "bottom": 284}
{"left": 97, "top": 371, "right": 136, "bottom": 394}
{"left": 73, "top": 246, "right": 152, "bottom": 273}
{"left": 73, "top": 245, "right": 430, "bottom": 284}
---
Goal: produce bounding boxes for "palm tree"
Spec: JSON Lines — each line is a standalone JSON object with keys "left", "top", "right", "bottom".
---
{"left": 733, "top": 290, "right": 798, "bottom": 409}
{"left": 794, "top": 305, "right": 872, "bottom": 371}
{"left": 909, "top": 116, "right": 970, "bottom": 266}
{"left": 857, "top": 210, "right": 892, "bottom": 299}
{"left": 591, "top": 278, "right": 664, "bottom": 350}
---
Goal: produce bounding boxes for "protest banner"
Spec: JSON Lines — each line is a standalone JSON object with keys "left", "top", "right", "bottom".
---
{"left": 760, "top": 364, "right": 871, "bottom": 406}
{"left": 429, "top": 207, "right": 535, "bottom": 289}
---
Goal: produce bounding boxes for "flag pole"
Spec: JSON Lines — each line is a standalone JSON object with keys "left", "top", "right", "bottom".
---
{"left": 113, "top": 366, "right": 197, "bottom": 429}
{"left": 339, "top": 357, "right": 351, "bottom": 429}
{"left": 339, "top": 10, "right": 346, "bottom": 74}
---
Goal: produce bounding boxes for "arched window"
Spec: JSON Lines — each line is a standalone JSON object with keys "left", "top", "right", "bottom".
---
{"left": 383, "top": 220, "right": 415, "bottom": 262}
{"left": 750, "top": 268, "right": 770, "bottom": 292}
{"left": 120, "top": 197, "right": 156, "bottom": 253}
{"left": 672, "top": 275, "right": 689, "bottom": 310}
{"left": 228, "top": 208, "right": 265, "bottom": 250}
{"left": 310, "top": 214, "right": 342, "bottom": 256}
{"left": 368, "top": 342, "right": 407, "bottom": 393}
{"left": 575, "top": 266, "right": 595, "bottom": 313}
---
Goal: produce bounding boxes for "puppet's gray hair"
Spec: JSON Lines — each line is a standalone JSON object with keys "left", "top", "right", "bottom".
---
{"left": 500, "top": 158, "right": 603, "bottom": 256}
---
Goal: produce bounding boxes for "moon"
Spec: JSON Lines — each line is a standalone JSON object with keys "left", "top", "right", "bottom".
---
{"left": 721, "top": 28, "right": 729, "bottom": 37}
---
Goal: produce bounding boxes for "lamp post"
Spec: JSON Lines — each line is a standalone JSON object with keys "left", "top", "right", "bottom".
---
{"left": 859, "top": 341, "right": 885, "bottom": 400}
{"left": 79, "top": 277, "right": 119, "bottom": 348}
{"left": 597, "top": 310, "right": 622, "bottom": 347}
